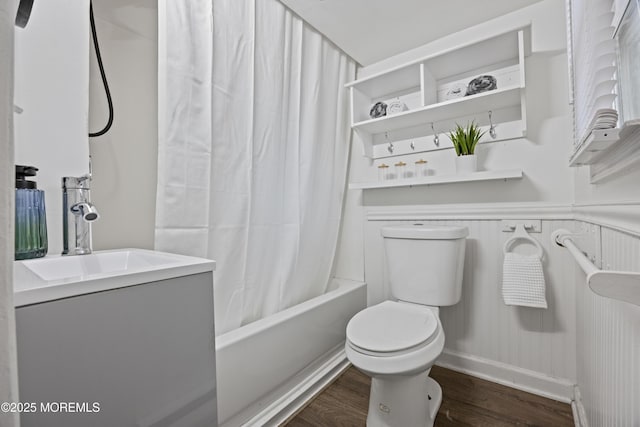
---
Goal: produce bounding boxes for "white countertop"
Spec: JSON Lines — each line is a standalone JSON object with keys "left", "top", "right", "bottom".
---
{"left": 14, "top": 249, "right": 215, "bottom": 307}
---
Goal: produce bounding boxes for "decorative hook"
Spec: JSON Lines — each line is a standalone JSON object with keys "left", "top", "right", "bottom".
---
{"left": 431, "top": 123, "right": 439, "bottom": 147}
{"left": 410, "top": 141, "right": 415, "bottom": 150}
{"left": 488, "top": 111, "right": 497, "bottom": 139}
{"left": 385, "top": 132, "right": 394, "bottom": 153}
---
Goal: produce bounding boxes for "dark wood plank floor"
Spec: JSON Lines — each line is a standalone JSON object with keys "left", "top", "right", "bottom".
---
{"left": 283, "top": 366, "right": 574, "bottom": 426}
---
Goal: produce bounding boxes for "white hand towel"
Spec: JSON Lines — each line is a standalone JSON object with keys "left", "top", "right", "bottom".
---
{"left": 502, "top": 252, "right": 548, "bottom": 308}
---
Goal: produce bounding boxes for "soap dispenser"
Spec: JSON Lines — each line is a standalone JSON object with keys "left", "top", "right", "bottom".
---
{"left": 15, "top": 165, "right": 48, "bottom": 260}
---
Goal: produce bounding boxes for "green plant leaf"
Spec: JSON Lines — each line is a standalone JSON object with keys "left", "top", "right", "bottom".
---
{"left": 448, "top": 121, "right": 485, "bottom": 156}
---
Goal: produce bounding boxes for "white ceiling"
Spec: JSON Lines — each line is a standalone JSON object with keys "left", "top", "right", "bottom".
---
{"left": 279, "top": 0, "right": 544, "bottom": 66}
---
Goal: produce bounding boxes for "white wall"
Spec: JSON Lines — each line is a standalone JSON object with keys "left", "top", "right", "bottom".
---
{"left": 13, "top": 0, "right": 91, "bottom": 255}
{"left": 360, "top": 1, "right": 567, "bottom": 79}
{"left": 573, "top": 220, "right": 640, "bottom": 425}
{"left": 89, "top": 0, "right": 158, "bottom": 251}
{"left": 573, "top": 163, "right": 640, "bottom": 205}
{"left": 0, "top": 1, "right": 20, "bottom": 425}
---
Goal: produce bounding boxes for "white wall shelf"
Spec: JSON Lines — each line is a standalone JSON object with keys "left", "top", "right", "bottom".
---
{"left": 568, "top": 122, "right": 640, "bottom": 183}
{"left": 348, "top": 169, "right": 523, "bottom": 190}
{"left": 353, "top": 85, "right": 522, "bottom": 135}
{"left": 569, "top": 128, "right": 620, "bottom": 166}
{"left": 346, "top": 28, "right": 530, "bottom": 159}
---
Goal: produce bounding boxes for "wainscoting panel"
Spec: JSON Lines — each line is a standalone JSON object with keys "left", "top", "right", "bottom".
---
{"left": 575, "top": 223, "right": 640, "bottom": 426}
{"left": 364, "top": 217, "right": 577, "bottom": 401}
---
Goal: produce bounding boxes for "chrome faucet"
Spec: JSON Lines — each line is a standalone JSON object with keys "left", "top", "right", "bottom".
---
{"left": 62, "top": 175, "right": 100, "bottom": 255}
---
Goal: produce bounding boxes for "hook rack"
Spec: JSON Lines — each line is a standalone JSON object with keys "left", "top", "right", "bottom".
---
{"left": 365, "top": 114, "right": 525, "bottom": 159}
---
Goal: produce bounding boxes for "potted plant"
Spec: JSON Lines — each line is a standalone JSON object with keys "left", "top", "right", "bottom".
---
{"left": 449, "top": 121, "right": 485, "bottom": 174}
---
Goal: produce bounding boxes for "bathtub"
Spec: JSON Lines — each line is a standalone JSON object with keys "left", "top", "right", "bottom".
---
{"left": 215, "top": 278, "right": 366, "bottom": 426}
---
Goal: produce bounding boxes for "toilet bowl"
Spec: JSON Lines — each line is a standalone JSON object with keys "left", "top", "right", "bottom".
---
{"left": 345, "top": 224, "right": 468, "bottom": 427}
{"left": 346, "top": 301, "right": 445, "bottom": 426}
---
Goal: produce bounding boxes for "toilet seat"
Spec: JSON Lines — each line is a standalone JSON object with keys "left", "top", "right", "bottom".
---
{"left": 346, "top": 301, "right": 438, "bottom": 356}
{"left": 345, "top": 301, "right": 445, "bottom": 377}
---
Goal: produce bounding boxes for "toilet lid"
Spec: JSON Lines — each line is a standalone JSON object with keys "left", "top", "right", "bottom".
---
{"left": 346, "top": 301, "right": 438, "bottom": 353}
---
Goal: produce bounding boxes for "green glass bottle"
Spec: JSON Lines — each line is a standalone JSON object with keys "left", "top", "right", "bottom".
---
{"left": 15, "top": 165, "right": 48, "bottom": 260}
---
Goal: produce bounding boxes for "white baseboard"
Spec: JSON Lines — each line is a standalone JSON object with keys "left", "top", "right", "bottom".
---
{"left": 241, "top": 348, "right": 350, "bottom": 427}
{"left": 571, "top": 386, "right": 589, "bottom": 427}
{"left": 436, "top": 349, "right": 575, "bottom": 403}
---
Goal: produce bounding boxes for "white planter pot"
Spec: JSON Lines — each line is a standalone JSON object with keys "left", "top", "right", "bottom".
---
{"left": 455, "top": 155, "right": 477, "bottom": 174}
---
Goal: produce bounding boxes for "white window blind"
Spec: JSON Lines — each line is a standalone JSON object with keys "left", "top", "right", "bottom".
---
{"left": 616, "top": 0, "right": 640, "bottom": 125}
{"left": 569, "top": 0, "right": 620, "bottom": 150}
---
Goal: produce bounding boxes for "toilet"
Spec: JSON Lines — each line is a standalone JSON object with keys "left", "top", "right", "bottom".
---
{"left": 345, "top": 224, "right": 468, "bottom": 427}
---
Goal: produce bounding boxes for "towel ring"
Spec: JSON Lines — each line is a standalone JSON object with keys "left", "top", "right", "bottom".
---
{"left": 503, "top": 224, "right": 544, "bottom": 259}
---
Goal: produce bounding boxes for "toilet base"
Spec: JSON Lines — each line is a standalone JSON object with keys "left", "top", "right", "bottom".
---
{"left": 366, "top": 371, "right": 442, "bottom": 427}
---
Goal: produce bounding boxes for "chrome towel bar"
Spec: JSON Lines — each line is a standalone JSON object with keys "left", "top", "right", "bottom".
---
{"left": 552, "top": 229, "right": 640, "bottom": 306}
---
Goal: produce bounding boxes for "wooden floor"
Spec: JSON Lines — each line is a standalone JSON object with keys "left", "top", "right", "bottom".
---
{"left": 283, "top": 366, "right": 574, "bottom": 426}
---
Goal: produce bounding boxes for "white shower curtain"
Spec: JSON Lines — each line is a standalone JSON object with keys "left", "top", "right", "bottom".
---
{"left": 156, "top": 0, "right": 356, "bottom": 334}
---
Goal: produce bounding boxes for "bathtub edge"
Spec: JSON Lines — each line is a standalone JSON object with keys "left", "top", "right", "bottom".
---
{"left": 240, "top": 346, "right": 351, "bottom": 427}
{"left": 216, "top": 279, "right": 365, "bottom": 348}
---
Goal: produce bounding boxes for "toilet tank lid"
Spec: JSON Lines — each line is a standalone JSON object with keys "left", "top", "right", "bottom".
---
{"left": 381, "top": 224, "right": 468, "bottom": 240}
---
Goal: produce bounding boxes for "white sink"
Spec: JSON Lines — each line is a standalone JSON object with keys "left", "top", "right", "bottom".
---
{"left": 14, "top": 249, "right": 215, "bottom": 307}
{"left": 23, "top": 250, "right": 185, "bottom": 281}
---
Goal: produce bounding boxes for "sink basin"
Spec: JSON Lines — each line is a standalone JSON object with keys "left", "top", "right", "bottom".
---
{"left": 24, "top": 250, "right": 185, "bottom": 281}
{"left": 14, "top": 249, "right": 215, "bottom": 307}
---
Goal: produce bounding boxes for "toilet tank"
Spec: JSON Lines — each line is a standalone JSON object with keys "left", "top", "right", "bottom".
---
{"left": 381, "top": 224, "right": 468, "bottom": 306}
